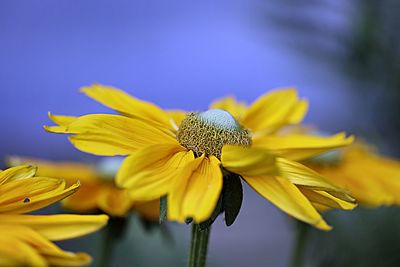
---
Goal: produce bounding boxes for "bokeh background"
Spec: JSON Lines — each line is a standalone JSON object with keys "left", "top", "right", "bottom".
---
{"left": 1, "top": 1, "right": 399, "bottom": 266}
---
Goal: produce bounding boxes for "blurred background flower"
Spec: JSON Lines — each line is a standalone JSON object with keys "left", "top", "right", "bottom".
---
{"left": 0, "top": 0, "right": 399, "bottom": 266}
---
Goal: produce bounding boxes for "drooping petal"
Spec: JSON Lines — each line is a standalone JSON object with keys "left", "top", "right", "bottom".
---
{"left": 117, "top": 144, "right": 194, "bottom": 201}
{"left": 45, "top": 114, "right": 178, "bottom": 156}
{"left": 276, "top": 158, "right": 356, "bottom": 203}
{"left": 253, "top": 133, "right": 354, "bottom": 161}
{"left": 48, "top": 112, "right": 78, "bottom": 126}
{"left": 0, "top": 214, "right": 108, "bottom": 241}
{"left": 62, "top": 182, "right": 104, "bottom": 212}
{"left": 298, "top": 187, "right": 356, "bottom": 210}
{"left": 80, "top": 84, "right": 174, "bottom": 129}
{"left": 132, "top": 200, "right": 160, "bottom": 221}
{"left": 97, "top": 186, "right": 132, "bottom": 217}
{"left": 241, "top": 88, "right": 307, "bottom": 133}
{"left": 243, "top": 175, "right": 331, "bottom": 230}
{"left": 0, "top": 234, "right": 46, "bottom": 267}
{"left": 0, "top": 165, "right": 37, "bottom": 185}
{"left": 209, "top": 96, "right": 248, "bottom": 120}
{"left": 221, "top": 145, "right": 276, "bottom": 177}
{"left": 168, "top": 155, "right": 223, "bottom": 223}
{"left": 0, "top": 178, "right": 79, "bottom": 214}
{"left": 7, "top": 156, "right": 99, "bottom": 183}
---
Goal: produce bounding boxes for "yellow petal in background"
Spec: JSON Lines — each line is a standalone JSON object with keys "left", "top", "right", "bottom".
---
{"left": 0, "top": 178, "right": 79, "bottom": 214}
{"left": 253, "top": 133, "right": 354, "bottom": 161}
{"left": 221, "top": 145, "right": 276, "bottom": 177}
{"left": 81, "top": 84, "right": 174, "bottom": 130}
{"left": 209, "top": 96, "right": 248, "bottom": 120}
{"left": 117, "top": 144, "right": 193, "bottom": 201}
{"left": 241, "top": 88, "right": 307, "bottom": 133}
{"left": 276, "top": 158, "right": 356, "bottom": 203}
{"left": 166, "top": 110, "right": 187, "bottom": 130}
{"left": 243, "top": 175, "right": 331, "bottom": 230}
{"left": 7, "top": 156, "right": 99, "bottom": 183}
{"left": 45, "top": 114, "right": 177, "bottom": 156}
{"left": 0, "top": 214, "right": 108, "bottom": 241}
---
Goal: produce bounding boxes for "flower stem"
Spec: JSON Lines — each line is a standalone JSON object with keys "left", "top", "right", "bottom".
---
{"left": 99, "top": 216, "right": 129, "bottom": 267}
{"left": 290, "top": 221, "right": 309, "bottom": 267}
{"left": 189, "top": 224, "right": 211, "bottom": 267}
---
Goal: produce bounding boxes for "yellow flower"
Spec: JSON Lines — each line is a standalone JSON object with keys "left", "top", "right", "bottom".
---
{"left": 306, "top": 143, "right": 400, "bottom": 207}
{"left": 7, "top": 157, "right": 159, "bottom": 219}
{"left": 45, "top": 84, "right": 356, "bottom": 230}
{"left": 0, "top": 165, "right": 108, "bottom": 266}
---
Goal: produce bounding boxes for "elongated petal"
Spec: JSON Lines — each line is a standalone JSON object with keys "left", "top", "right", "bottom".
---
{"left": 209, "top": 96, "right": 248, "bottom": 119}
{"left": 299, "top": 187, "right": 356, "bottom": 210}
{"left": 0, "top": 214, "right": 108, "bottom": 241}
{"left": 253, "top": 133, "right": 354, "bottom": 161}
{"left": 0, "top": 165, "right": 37, "bottom": 185}
{"left": 182, "top": 156, "right": 223, "bottom": 222}
{"left": 62, "top": 182, "right": 104, "bottom": 212}
{"left": 168, "top": 155, "right": 223, "bottom": 223}
{"left": 48, "top": 112, "right": 78, "bottom": 126}
{"left": 45, "top": 114, "right": 177, "bottom": 156}
{"left": 0, "top": 178, "right": 79, "bottom": 214}
{"left": 221, "top": 145, "right": 276, "bottom": 176}
{"left": 243, "top": 175, "right": 331, "bottom": 230}
{"left": 241, "top": 88, "right": 307, "bottom": 133}
{"left": 277, "top": 158, "right": 356, "bottom": 203}
{"left": 0, "top": 235, "right": 46, "bottom": 267}
{"left": 81, "top": 84, "right": 174, "bottom": 129}
{"left": 117, "top": 144, "right": 194, "bottom": 201}
{"left": 7, "top": 156, "right": 99, "bottom": 183}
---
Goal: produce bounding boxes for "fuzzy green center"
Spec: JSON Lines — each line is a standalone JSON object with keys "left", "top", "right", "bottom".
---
{"left": 177, "top": 109, "right": 251, "bottom": 159}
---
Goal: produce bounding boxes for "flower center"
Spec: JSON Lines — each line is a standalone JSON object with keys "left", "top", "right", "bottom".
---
{"left": 177, "top": 109, "right": 251, "bottom": 159}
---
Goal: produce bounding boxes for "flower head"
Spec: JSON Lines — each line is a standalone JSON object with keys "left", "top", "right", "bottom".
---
{"left": 45, "top": 84, "right": 356, "bottom": 230}
{"left": 0, "top": 165, "right": 108, "bottom": 266}
{"left": 8, "top": 156, "right": 159, "bottom": 219}
{"left": 306, "top": 143, "right": 400, "bottom": 207}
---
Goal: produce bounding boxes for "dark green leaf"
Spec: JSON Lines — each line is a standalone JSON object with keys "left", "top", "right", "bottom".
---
{"left": 222, "top": 172, "right": 243, "bottom": 226}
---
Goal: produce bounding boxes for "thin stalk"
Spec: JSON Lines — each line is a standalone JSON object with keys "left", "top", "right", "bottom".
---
{"left": 188, "top": 224, "right": 211, "bottom": 267}
{"left": 290, "top": 221, "right": 309, "bottom": 267}
{"left": 99, "top": 217, "right": 128, "bottom": 267}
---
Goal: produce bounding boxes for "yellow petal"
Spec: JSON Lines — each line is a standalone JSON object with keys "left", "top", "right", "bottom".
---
{"left": 166, "top": 110, "right": 187, "bottom": 130}
{"left": 241, "top": 88, "right": 307, "bottom": 133}
{"left": 45, "top": 114, "right": 178, "bottom": 156}
{"left": 299, "top": 187, "right": 356, "bottom": 210}
{"left": 0, "top": 235, "right": 46, "bottom": 267}
{"left": 209, "top": 96, "right": 248, "bottom": 120}
{"left": 132, "top": 200, "right": 160, "bottom": 221}
{"left": 168, "top": 155, "right": 223, "bottom": 222}
{"left": 0, "top": 178, "right": 79, "bottom": 214}
{"left": 0, "top": 224, "right": 92, "bottom": 267}
{"left": 171, "top": 156, "right": 223, "bottom": 223}
{"left": 7, "top": 156, "right": 99, "bottom": 183}
{"left": 0, "top": 214, "right": 108, "bottom": 241}
{"left": 81, "top": 84, "right": 174, "bottom": 129}
{"left": 221, "top": 145, "right": 276, "bottom": 176}
{"left": 48, "top": 112, "right": 78, "bottom": 126}
{"left": 117, "top": 144, "right": 194, "bottom": 201}
{"left": 0, "top": 165, "right": 37, "bottom": 185}
{"left": 97, "top": 186, "right": 132, "bottom": 217}
{"left": 253, "top": 133, "right": 354, "bottom": 161}
{"left": 243, "top": 175, "right": 331, "bottom": 230}
{"left": 62, "top": 182, "right": 104, "bottom": 212}
{"left": 277, "top": 158, "right": 356, "bottom": 203}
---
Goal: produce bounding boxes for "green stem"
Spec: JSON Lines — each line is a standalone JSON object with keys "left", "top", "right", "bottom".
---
{"left": 99, "top": 217, "right": 129, "bottom": 267}
{"left": 290, "top": 221, "right": 309, "bottom": 267}
{"left": 189, "top": 224, "right": 211, "bottom": 267}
